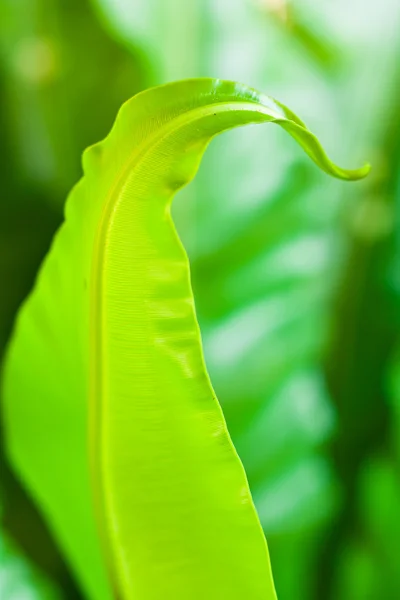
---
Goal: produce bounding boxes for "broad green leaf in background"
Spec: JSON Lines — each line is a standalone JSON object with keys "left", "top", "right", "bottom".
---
{"left": 333, "top": 149, "right": 400, "bottom": 600}
{"left": 2, "top": 79, "right": 367, "bottom": 599}
{"left": 0, "top": 530, "right": 61, "bottom": 600}
{"left": 0, "top": 0, "right": 145, "bottom": 203}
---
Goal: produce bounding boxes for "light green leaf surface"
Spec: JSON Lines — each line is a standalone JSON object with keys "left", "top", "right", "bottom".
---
{"left": 2, "top": 79, "right": 367, "bottom": 600}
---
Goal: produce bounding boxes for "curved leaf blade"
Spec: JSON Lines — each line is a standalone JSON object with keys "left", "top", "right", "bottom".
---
{"left": 2, "top": 78, "right": 368, "bottom": 599}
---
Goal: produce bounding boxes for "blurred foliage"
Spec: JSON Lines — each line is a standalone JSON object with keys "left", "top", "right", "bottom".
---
{"left": 0, "top": 530, "right": 60, "bottom": 600}
{"left": 0, "top": 0, "right": 399, "bottom": 599}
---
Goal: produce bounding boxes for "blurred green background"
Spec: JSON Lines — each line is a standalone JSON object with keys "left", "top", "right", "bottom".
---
{"left": 1, "top": 0, "right": 400, "bottom": 598}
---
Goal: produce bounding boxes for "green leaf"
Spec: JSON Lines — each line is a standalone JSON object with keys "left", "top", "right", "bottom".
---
{"left": 2, "top": 78, "right": 368, "bottom": 600}
{"left": 89, "top": 8, "right": 374, "bottom": 575}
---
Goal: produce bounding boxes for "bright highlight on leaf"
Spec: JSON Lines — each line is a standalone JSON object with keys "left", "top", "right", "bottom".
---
{"left": 1, "top": 79, "right": 369, "bottom": 600}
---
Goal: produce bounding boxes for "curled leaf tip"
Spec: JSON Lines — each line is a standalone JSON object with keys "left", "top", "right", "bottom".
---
{"left": 359, "top": 162, "right": 372, "bottom": 178}
{"left": 342, "top": 162, "right": 371, "bottom": 181}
